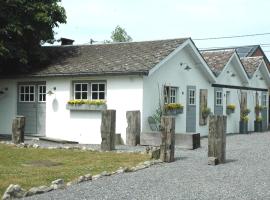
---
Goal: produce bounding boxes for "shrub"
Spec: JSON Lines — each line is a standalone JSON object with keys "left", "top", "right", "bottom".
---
{"left": 164, "top": 103, "right": 184, "bottom": 110}
{"left": 67, "top": 100, "right": 106, "bottom": 105}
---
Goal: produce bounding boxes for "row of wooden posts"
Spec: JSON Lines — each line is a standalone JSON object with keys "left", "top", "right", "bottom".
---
{"left": 12, "top": 110, "right": 226, "bottom": 165}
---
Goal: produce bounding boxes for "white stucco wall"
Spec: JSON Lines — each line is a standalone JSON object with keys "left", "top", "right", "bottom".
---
{"left": 142, "top": 45, "right": 215, "bottom": 136}
{"left": 0, "top": 76, "right": 143, "bottom": 144}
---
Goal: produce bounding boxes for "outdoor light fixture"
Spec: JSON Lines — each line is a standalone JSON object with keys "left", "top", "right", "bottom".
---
{"left": 231, "top": 73, "right": 236, "bottom": 77}
{"left": 0, "top": 87, "right": 8, "bottom": 95}
{"left": 47, "top": 87, "right": 56, "bottom": 96}
{"left": 260, "top": 77, "right": 263, "bottom": 80}
{"left": 179, "top": 62, "right": 191, "bottom": 71}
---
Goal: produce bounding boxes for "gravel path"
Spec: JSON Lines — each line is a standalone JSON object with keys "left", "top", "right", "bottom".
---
{"left": 25, "top": 132, "right": 270, "bottom": 200}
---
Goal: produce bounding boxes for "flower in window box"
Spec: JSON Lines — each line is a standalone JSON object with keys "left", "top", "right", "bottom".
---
{"left": 164, "top": 103, "right": 184, "bottom": 115}
{"left": 226, "top": 104, "right": 235, "bottom": 115}
{"left": 201, "top": 107, "right": 211, "bottom": 119}
{"left": 66, "top": 100, "right": 107, "bottom": 111}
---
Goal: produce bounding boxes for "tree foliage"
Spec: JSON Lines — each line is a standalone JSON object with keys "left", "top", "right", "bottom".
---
{"left": 0, "top": 0, "right": 66, "bottom": 73}
{"left": 110, "top": 25, "right": 132, "bottom": 43}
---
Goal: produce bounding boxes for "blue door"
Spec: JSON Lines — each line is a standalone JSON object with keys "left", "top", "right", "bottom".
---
{"left": 186, "top": 86, "right": 196, "bottom": 132}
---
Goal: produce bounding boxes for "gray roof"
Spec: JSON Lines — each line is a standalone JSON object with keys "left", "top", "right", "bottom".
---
{"left": 235, "top": 45, "right": 260, "bottom": 58}
{"left": 29, "top": 38, "right": 188, "bottom": 77}
{"left": 200, "top": 49, "right": 235, "bottom": 76}
{"left": 240, "top": 56, "right": 264, "bottom": 77}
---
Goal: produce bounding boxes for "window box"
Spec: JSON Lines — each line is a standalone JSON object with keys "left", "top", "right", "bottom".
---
{"left": 226, "top": 104, "right": 235, "bottom": 115}
{"left": 66, "top": 104, "right": 107, "bottom": 111}
{"left": 164, "top": 103, "right": 184, "bottom": 116}
{"left": 66, "top": 100, "right": 107, "bottom": 111}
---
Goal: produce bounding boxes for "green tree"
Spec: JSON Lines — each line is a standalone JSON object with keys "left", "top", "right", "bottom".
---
{"left": 0, "top": 0, "right": 66, "bottom": 73}
{"left": 111, "top": 25, "right": 132, "bottom": 43}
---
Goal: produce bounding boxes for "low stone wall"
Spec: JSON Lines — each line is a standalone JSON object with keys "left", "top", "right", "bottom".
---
{"left": 141, "top": 132, "right": 200, "bottom": 150}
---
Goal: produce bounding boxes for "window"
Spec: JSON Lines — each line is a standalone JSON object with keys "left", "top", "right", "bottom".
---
{"left": 188, "top": 89, "right": 195, "bottom": 105}
{"left": 38, "top": 85, "right": 46, "bottom": 102}
{"left": 262, "top": 93, "right": 267, "bottom": 107}
{"left": 74, "top": 83, "right": 88, "bottom": 100}
{"left": 216, "top": 91, "right": 223, "bottom": 106}
{"left": 164, "top": 86, "right": 178, "bottom": 104}
{"left": 91, "top": 83, "right": 106, "bottom": 100}
{"left": 19, "top": 85, "right": 35, "bottom": 102}
{"left": 226, "top": 91, "right": 230, "bottom": 105}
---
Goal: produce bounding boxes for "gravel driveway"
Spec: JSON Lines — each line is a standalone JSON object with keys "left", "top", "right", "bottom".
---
{"left": 25, "top": 132, "right": 270, "bottom": 200}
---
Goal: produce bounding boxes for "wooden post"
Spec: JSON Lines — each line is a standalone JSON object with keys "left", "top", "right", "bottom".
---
{"left": 160, "top": 116, "right": 175, "bottom": 162}
{"left": 126, "top": 110, "right": 141, "bottom": 146}
{"left": 100, "top": 110, "right": 116, "bottom": 151}
{"left": 208, "top": 115, "right": 226, "bottom": 165}
{"left": 12, "top": 116, "right": 25, "bottom": 144}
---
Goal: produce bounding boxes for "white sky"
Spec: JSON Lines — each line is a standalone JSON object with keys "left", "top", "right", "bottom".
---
{"left": 55, "top": 0, "right": 270, "bottom": 57}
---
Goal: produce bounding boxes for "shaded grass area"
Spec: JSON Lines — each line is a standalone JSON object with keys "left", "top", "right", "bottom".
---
{"left": 0, "top": 144, "right": 149, "bottom": 196}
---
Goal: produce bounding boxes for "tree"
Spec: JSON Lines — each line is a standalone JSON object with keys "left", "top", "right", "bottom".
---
{"left": 0, "top": 0, "right": 66, "bottom": 73}
{"left": 111, "top": 25, "right": 132, "bottom": 43}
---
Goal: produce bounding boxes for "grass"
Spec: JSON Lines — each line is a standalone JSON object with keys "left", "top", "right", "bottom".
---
{"left": 0, "top": 143, "right": 149, "bottom": 196}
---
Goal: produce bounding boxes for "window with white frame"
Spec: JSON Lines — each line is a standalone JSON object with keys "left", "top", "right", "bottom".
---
{"left": 91, "top": 83, "right": 106, "bottom": 100}
{"left": 262, "top": 93, "right": 267, "bottom": 107}
{"left": 164, "top": 86, "right": 178, "bottom": 104}
{"left": 216, "top": 91, "right": 223, "bottom": 106}
{"left": 74, "top": 83, "right": 88, "bottom": 100}
{"left": 38, "top": 85, "right": 46, "bottom": 102}
{"left": 19, "top": 85, "right": 35, "bottom": 102}
{"left": 188, "top": 89, "right": 195, "bottom": 105}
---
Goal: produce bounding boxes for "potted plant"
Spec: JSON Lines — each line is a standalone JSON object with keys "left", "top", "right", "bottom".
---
{"left": 202, "top": 107, "right": 211, "bottom": 119}
{"left": 254, "top": 116, "right": 263, "bottom": 132}
{"left": 255, "top": 105, "right": 263, "bottom": 115}
{"left": 239, "top": 108, "right": 250, "bottom": 134}
{"left": 226, "top": 104, "right": 235, "bottom": 115}
{"left": 164, "top": 103, "right": 184, "bottom": 115}
{"left": 66, "top": 99, "right": 107, "bottom": 111}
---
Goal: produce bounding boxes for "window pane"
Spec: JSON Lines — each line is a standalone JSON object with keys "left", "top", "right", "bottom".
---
{"left": 30, "top": 86, "right": 34, "bottom": 93}
{"left": 82, "top": 92, "right": 88, "bottom": 99}
{"left": 39, "top": 86, "right": 42, "bottom": 93}
{"left": 99, "top": 92, "right": 105, "bottom": 99}
{"left": 92, "top": 84, "right": 98, "bottom": 91}
{"left": 20, "top": 94, "right": 24, "bottom": 101}
{"left": 99, "top": 84, "right": 105, "bottom": 91}
{"left": 75, "top": 92, "right": 81, "bottom": 99}
{"left": 39, "top": 94, "right": 42, "bottom": 101}
{"left": 43, "top": 94, "right": 46, "bottom": 101}
{"left": 30, "top": 94, "right": 34, "bottom": 101}
{"left": 75, "top": 84, "right": 81, "bottom": 91}
{"left": 25, "top": 86, "right": 29, "bottom": 93}
{"left": 20, "top": 86, "right": 24, "bottom": 93}
{"left": 25, "top": 94, "right": 29, "bottom": 101}
{"left": 92, "top": 92, "right": 98, "bottom": 99}
{"left": 82, "top": 84, "right": 88, "bottom": 91}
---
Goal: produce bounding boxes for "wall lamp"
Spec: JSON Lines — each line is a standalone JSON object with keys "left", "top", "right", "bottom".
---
{"left": 47, "top": 87, "right": 56, "bottom": 96}
{"left": 0, "top": 87, "right": 8, "bottom": 94}
{"left": 179, "top": 62, "right": 192, "bottom": 71}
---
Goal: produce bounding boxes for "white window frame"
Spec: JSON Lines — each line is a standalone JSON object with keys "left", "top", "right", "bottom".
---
{"left": 262, "top": 93, "right": 268, "bottom": 107}
{"left": 170, "top": 87, "right": 177, "bottom": 103}
{"left": 90, "top": 82, "right": 106, "bottom": 100}
{"left": 74, "top": 83, "right": 89, "bottom": 100}
{"left": 19, "top": 85, "right": 35, "bottom": 102}
{"left": 188, "top": 89, "right": 196, "bottom": 105}
{"left": 216, "top": 91, "right": 223, "bottom": 106}
{"left": 38, "top": 85, "right": 46, "bottom": 102}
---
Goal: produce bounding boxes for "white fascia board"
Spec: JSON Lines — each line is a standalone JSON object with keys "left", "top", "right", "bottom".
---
{"left": 259, "top": 61, "right": 270, "bottom": 87}
{"left": 148, "top": 39, "right": 216, "bottom": 83}
{"left": 232, "top": 53, "right": 250, "bottom": 84}
{"left": 148, "top": 39, "right": 189, "bottom": 76}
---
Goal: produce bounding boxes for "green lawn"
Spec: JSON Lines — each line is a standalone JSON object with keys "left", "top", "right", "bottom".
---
{"left": 0, "top": 144, "right": 149, "bottom": 195}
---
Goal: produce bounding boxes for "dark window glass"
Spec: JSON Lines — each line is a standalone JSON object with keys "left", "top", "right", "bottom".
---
{"left": 39, "top": 94, "right": 42, "bottom": 101}
{"left": 39, "top": 86, "right": 42, "bottom": 93}
{"left": 20, "top": 94, "right": 24, "bottom": 101}
{"left": 25, "top": 94, "right": 29, "bottom": 101}
{"left": 75, "top": 84, "right": 81, "bottom": 91}
{"left": 99, "top": 92, "right": 105, "bottom": 99}
{"left": 43, "top": 94, "right": 46, "bottom": 101}
{"left": 25, "top": 87, "right": 29, "bottom": 93}
{"left": 82, "top": 92, "right": 87, "bottom": 99}
{"left": 82, "top": 84, "right": 87, "bottom": 91}
{"left": 75, "top": 92, "right": 81, "bottom": 99}
{"left": 30, "top": 94, "right": 34, "bottom": 101}
{"left": 20, "top": 87, "right": 24, "bottom": 93}
{"left": 92, "top": 84, "right": 98, "bottom": 91}
{"left": 99, "top": 84, "right": 105, "bottom": 91}
{"left": 30, "top": 86, "right": 34, "bottom": 93}
{"left": 92, "top": 92, "right": 98, "bottom": 99}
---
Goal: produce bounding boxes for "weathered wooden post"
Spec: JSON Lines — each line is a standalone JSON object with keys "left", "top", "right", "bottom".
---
{"left": 126, "top": 110, "right": 141, "bottom": 146}
{"left": 208, "top": 115, "right": 226, "bottom": 165}
{"left": 101, "top": 110, "right": 116, "bottom": 151}
{"left": 12, "top": 116, "right": 25, "bottom": 144}
{"left": 160, "top": 116, "right": 175, "bottom": 162}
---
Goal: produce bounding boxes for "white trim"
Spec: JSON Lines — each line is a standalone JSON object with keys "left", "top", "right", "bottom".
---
{"left": 215, "top": 91, "right": 223, "bottom": 106}
{"left": 38, "top": 85, "right": 46, "bottom": 102}
{"left": 188, "top": 89, "right": 196, "bottom": 105}
{"left": 90, "top": 82, "right": 106, "bottom": 100}
{"left": 74, "top": 82, "right": 89, "bottom": 100}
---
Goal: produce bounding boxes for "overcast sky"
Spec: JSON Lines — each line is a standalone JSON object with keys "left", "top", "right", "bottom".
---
{"left": 55, "top": 0, "right": 270, "bottom": 57}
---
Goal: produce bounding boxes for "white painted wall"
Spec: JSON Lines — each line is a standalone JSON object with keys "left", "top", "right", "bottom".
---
{"left": 0, "top": 76, "right": 143, "bottom": 144}
{"left": 142, "top": 45, "right": 215, "bottom": 136}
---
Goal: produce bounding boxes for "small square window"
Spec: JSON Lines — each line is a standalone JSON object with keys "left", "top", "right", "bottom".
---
{"left": 216, "top": 91, "right": 223, "bottom": 106}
